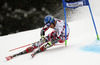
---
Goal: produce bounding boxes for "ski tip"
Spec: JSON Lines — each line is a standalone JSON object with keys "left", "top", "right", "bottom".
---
{"left": 6, "top": 56, "right": 13, "bottom": 61}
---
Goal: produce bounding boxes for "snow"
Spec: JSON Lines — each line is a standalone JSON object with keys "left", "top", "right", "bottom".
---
{"left": 0, "top": 0, "right": 100, "bottom": 65}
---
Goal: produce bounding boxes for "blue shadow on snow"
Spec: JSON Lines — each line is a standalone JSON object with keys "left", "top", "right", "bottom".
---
{"left": 81, "top": 40, "right": 100, "bottom": 53}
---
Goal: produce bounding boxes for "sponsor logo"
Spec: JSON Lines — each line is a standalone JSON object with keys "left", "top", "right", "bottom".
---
{"left": 66, "top": 1, "right": 83, "bottom": 7}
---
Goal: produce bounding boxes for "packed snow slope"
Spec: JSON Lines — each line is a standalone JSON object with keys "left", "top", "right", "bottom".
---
{"left": 0, "top": 0, "right": 100, "bottom": 65}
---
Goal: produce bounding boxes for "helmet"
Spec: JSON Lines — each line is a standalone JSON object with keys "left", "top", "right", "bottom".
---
{"left": 44, "top": 15, "right": 55, "bottom": 26}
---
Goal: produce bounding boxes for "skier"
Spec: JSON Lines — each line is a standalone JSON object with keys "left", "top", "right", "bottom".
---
{"left": 28, "top": 15, "right": 70, "bottom": 54}
{"left": 31, "top": 15, "right": 70, "bottom": 57}
{"left": 6, "top": 15, "right": 70, "bottom": 60}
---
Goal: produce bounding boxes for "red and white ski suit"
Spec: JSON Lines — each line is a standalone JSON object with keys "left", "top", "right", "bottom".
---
{"left": 41, "top": 19, "right": 70, "bottom": 44}
{"left": 25, "top": 19, "right": 70, "bottom": 53}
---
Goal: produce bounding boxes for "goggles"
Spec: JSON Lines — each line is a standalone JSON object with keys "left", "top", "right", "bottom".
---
{"left": 46, "top": 23, "right": 51, "bottom": 26}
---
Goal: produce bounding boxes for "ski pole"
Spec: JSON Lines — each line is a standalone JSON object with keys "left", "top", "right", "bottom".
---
{"left": 9, "top": 42, "right": 65, "bottom": 52}
{"left": 9, "top": 41, "right": 39, "bottom": 52}
{"left": 53, "top": 43, "right": 65, "bottom": 46}
{"left": 9, "top": 44, "right": 32, "bottom": 52}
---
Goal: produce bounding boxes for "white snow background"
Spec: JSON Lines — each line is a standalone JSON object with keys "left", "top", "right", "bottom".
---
{"left": 0, "top": 0, "right": 100, "bottom": 65}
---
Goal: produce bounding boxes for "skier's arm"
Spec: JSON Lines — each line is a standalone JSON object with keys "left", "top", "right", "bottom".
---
{"left": 40, "top": 25, "right": 49, "bottom": 36}
{"left": 56, "top": 20, "right": 65, "bottom": 38}
{"left": 51, "top": 37, "right": 60, "bottom": 44}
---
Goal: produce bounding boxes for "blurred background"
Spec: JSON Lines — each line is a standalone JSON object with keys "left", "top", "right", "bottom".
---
{"left": 0, "top": 0, "right": 79, "bottom": 36}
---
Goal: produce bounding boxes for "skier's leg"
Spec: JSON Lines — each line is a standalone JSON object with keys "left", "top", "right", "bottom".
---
{"left": 25, "top": 40, "right": 46, "bottom": 53}
{"left": 36, "top": 41, "right": 52, "bottom": 53}
{"left": 30, "top": 31, "right": 58, "bottom": 56}
{"left": 25, "top": 46, "right": 37, "bottom": 53}
{"left": 31, "top": 41, "right": 53, "bottom": 57}
{"left": 30, "top": 31, "right": 56, "bottom": 53}
{"left": 45, "top": 31, "right": 58, "bottom": 43}
{"left": 11, "top": 44, "right": 39, "bottom": 57}
{"left": 12, "top": 50, "right": 27, "bottom": 57}
{"left": 59, "top": 33, "right": 70, "bottom": 43}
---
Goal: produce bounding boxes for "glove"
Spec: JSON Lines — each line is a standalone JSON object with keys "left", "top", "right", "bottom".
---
{"left": 40, "top": 36, "right": 45, "bottom": 42}
{"left": 47, "top": 41, "right": 52, "bottom": 46}
{"left": 44, "top": 41, "right": 52, "bottom": 48}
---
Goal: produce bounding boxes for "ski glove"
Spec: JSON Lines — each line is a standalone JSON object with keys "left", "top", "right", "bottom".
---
{"left": 40, "top": 36, "right": 45, "bottom": 42}
{"left": 44, "top": 41, "right": 52, "bottom": 48}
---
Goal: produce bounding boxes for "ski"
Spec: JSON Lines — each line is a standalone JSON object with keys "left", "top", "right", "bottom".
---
{"left": 6, "top": 39, "right": 65, "bottom": 61}
{"left": 31, "top": 48, "right": 44, "bottom": 58}
{"left": 6, "top": 56, "right": 13, "bottom": 61}
{"left": 6, "top": 39, "right": 46, "bottom": 61}
{"left": 31, "top": 42, "right": 47, "bottom": 58}
{"left": 31, "top": 43, "right": 65, "bottom": 58}
{"left": 6, "top": 50, "right": 27, "bottom": 61}
{"left": 31, "top": 50, "right": 39, "bottom": 58}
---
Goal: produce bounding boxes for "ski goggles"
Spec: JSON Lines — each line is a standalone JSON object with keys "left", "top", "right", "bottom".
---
{"left": 46, "top": 23, "right": 51, "bottom": 26}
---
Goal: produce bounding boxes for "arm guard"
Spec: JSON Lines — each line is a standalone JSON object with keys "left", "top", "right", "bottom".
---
{"left": 40, "top": 25, "right": 49, "bottom": 36}
{"left": 40, "top": 29, "right": 45, "bottom": 36}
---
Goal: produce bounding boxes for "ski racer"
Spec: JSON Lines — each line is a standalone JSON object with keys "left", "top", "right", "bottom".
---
{"left": 28, "top": 15, "right": 70, "bottom": 54}
{"left": 6, "top": 15, "right": 70, "bottom": 60}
